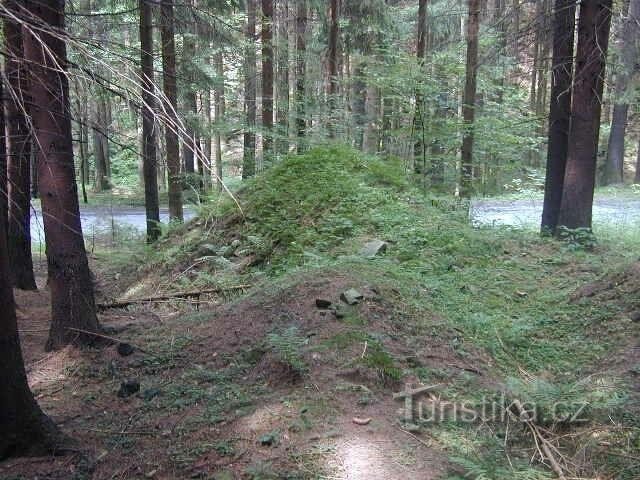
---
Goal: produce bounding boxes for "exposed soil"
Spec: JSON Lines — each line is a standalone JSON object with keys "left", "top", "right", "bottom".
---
{"left": 2, "top": 265, "right": 487, "bottom": 479}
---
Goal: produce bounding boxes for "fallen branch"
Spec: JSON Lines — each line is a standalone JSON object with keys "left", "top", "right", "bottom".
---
{"left": 511, "top": 399, "right": 568, "bottom": 480}
{"left": 66, "top": 327, "right": 150, "bottom": 355}
{"left": 96, "top": 284, "right": 251, "bottom": 310}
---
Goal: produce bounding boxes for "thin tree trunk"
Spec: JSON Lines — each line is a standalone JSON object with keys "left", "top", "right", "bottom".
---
{"left": 414, "top": 0, "right": 428, "bottom": 174}
{"left": 4, "top": 16, "right": 37, "bottom": 290}
{"left": 161, "top": 0, "right": 184, "bottom": 222}
{"left": 328, "top": 0, "right": 339, "bottom": 138}
{"left": 276, "top": 0, "right": 289, "bottom": 157}
{"left": 604, "top": 0, "right": 640, "bottom": 184}
{"left": 557, "top": 0, "right": 613, "bottom": 230}
{"left": 460, "top": 0, "right": 481, "bottom": 197}
{"left": 92, "top": 98, "right": 110, "bottom": 191}
{"left": 262, "top": 0, "right": 275, "bottom": 161}
{"left": 635, "top": 137, "right": 640, "bottom": 183}
{"left": 23, "top": 0, "right": 101, "bottom": 350}
{"left": 139, "top": 0, "right": 161, "bottom": 242}
{"left": 214, "top": 50, "right": 225, "bottom": 190}
{"left": 243, "top": 0, "right": 257, "bottom": 178}
{"left": 295, "top": 0, "right": 307, "bottom": 152}
{"left": 541, "top": 0, "right": 577, "bottom": 233}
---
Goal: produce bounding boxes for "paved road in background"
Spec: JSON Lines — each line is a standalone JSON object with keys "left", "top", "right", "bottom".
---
{"left": 27, "top": 197, "right": 639, "bottom": 244}
{"left": 471, "top": 197, "right": 640, "bottom": 229}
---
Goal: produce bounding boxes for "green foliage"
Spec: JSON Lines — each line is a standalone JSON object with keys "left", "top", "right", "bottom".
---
{"left": 557, "top": 227, "right": 598, "bottom": 251}
{"left": 449, "top": 456, "right": 551, "bottom": 480}
{"left": 266, "top": 326, "right": 308, "bottom": 373}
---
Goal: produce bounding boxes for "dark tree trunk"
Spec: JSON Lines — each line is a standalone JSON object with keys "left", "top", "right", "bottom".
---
{"left": 262, "top": 0, "right": 275, "bottom": 161}
{"left": 243, "top": 0, "right": 257, "bottom": 178}
{"left": 413, "top": 0, "right": 428, "bottom": 174}
{"left": 4, "top": 15, "right": 37, "bottom": 290}
{"left": 0, "top": 178, "right": 64, "bottom": 459}
{"left": 276, "top": 0, "right": 289, "bottom": 157}
{"left": 460, "top": 0, "right": 481, "bottom": 198}
{"left": 0, "top": 77, "right": 7, "bottom": 239}
{"left": 139, "top": 0, "right": 161, "bottom": 242}
{"left": 92, "top": 98, "right": 110, "bottom": 191}
{"left": 295, "top": 0, "right": 307, "bottom": 152}
{"left": 603, "top": 0, "right": 640, "bottom": 185}
{"left": 23, "top": 0, "right": 100, "bottom": 350}
{"left": 160, "top": 0, "right": 184, "bottom": 222}
{"left": 557, "top": 0, "right": 613, "bottom": 231}
{"left": 541, "top": 0, "right": 577, "bottom": 233}
{"left": 182, "top": 5, "right": 197, "bottom": 176}
{"left": 327, "top": 0, "right": 339, "bottom": 138}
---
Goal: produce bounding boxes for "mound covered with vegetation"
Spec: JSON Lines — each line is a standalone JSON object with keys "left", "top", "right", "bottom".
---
{"left": 81, "top": 147, "right": 640, "bottom": 479}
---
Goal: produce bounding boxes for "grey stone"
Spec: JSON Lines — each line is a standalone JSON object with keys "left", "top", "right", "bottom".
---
{"left": 216, "top": 245, "right": 235, "bottom": 258}
{"left": 360, "top": 239, "right": 388, "bottom": 258}
{"left": 341, "top": 289, "right": 364, "bottom": 305}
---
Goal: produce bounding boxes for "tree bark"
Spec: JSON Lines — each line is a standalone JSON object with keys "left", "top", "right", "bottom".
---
{"left": 635, "top": 137, "right": 640, "bottom": 183}
{"left": 604, "top": 0, "right": 640, "bottom": 184}
{"left": 328, "top": 0, "right": 340, "bottom": 138}
{"left": 4, "top": 14, "right": 37, "bottom": 290}
{"left": 557, "top": 0, "right": 613, "bottom": 230}
{"left": 541, "top": 0, "right": 577, "bottom": 234}
{"left": 160, "top": 0, "right": 184, "bottom": 222}
{"left": 139, "top": 0, "right": 161, "bottom": 242}
{"left": 0, "top": 75, "right": 7, "bottom": 240}
{"left": 414, "top": 0, "right": 428, "bottom": 174}
{"left": 92, "top": 98, "right": 110, "bottom": 191}
{"left": 276, "top": 0, "right": 289, "bottom": 157}
{"left": 262, "top": 0, "right": 275, "bottom": 161}
{"left": 214, "top": 50, "right": 225, "bottom": 190}
{"left": 0, "top": 175, "right": 64, "bottom": 459}
{"left": 243, "top": 0, "right": 257, "bottom": 178}
{"left": 23, "top": 0, "right": 101, "bottom": 350}
{"left": 295, "top": 0, "right": 307, "bottom": 153}
{"left": 460, "top": 0, "right": 481, "bottom": 198}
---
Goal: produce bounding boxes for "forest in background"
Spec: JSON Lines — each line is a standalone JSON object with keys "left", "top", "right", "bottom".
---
{"left": 1, "top": 0, "right": 640, "bottom": 479}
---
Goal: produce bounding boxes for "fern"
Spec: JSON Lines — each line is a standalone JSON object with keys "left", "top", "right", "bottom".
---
{"left": 266, "top": 326, "right": 308, "bottom": 373}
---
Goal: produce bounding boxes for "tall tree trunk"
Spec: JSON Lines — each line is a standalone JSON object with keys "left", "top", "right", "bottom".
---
{"left": 4, "top": 15, "right": 37, "bottom": 290}
{"left": 23, "top": 0, "right": 101, "bottom": 350}
{"left": 635, "top": 137, "right": 640, "bottom": 183}
{"left": 183, "top": 35, "right": 197, "bottom": 176}
{"left": 214, "top": 50, "right": 225, "bottom": 190}
{"left": 243, "top": 0, "right": 257, "bottom": 178}
{"left": 0, "top": 75, "right": 7, "bottom": 239}
{"left": 0, "top": 176, "right": 64, "bottom": 459}
{"left": 353, "top": 63, "right": 366, "bottom": 150}
{"left": 262, "top": 0, "right": 275, "bottom": 162}
{"left": 276, "top": 0, "right": 290, "bottom": 157}
{"left": 604, "top": 0, "right": 640, "bottom": 184}
{"left": 295, "top": 0, "right": 307, "bottom": 152}
{"left": 139, "top": 0, "right": 161, "bottom": 242}
{"left": 92, "top": 98, "right": 110, "bottom": 191}
{"left": 328, "top": 0, "right": 340, "bottom": 138}
{"left": 414, "top": 0, "right": 428, "bottom": 174}
{"left": 460, "top": 0, "right": 481, "bottom": 197}
{"left": 541, "top": 0, "right": 577, "bottom": 233}
{"left": 557, "top": 0, "right": 613, "bottom": 230}
{"left": 160, "top": 0, "right": 184, "bottom": 222}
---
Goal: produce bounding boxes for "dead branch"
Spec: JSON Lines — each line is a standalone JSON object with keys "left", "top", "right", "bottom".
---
{"left": 96, "top": 284, "right": 250, "bottom": 310}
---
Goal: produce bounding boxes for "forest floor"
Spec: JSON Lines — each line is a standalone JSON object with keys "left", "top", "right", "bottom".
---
{"left": 2, "top": 147, "right": 640, "bottom": 480}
